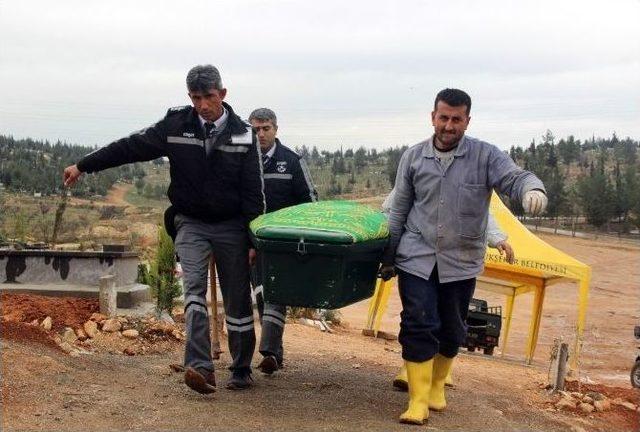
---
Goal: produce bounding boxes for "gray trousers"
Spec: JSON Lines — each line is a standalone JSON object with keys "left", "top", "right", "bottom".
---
{"left": 252, "top": 259, "right": 286, "bottom": 365}
{"left": 175, "top": 214, "right": 255, "bottom": 374}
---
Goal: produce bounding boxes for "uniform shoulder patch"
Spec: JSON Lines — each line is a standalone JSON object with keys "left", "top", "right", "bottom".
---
{"left": 166, "top": 105, "right": 190, "bottom": 116}
{"left": 280, "top": 144, "right": 301, "bottom": 159}
{"left": 230, "top": 130, "right": 253, "bottom": 145}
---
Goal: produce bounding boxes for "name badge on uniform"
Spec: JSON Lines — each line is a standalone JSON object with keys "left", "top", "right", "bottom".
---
{"left": 276, "top": 161, "right": 287, "bottom": 173}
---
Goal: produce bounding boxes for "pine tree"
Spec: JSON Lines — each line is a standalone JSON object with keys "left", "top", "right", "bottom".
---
{"left": 558, "top": 135, "right": 581, "bottom": 171}
{"left": 354, "top": 147, "right": 367, "bottom": 172}
{"left": 545, "top": 166, "right": 567, "bottom": 223}
{"left": 630, "top": 167, "right": 640, "bottom": 230}
{"left": 368, "top": 148, "right": 379, "bottom": 162}
{"left": 149, "top": 226, "right": 182, "bottom": 316}
{"left": 0, "top": 189, "right": 6, "bottom": 241}
{"left": 299, "top": 145, "right": 310, "bottom": 160}
{"left": 386, "top": 147, "right": 406, "bottom": 187}
{"left": 311, "top": 146, "right": 321, "bottom": 166}
{"left": 612, "top": 161, "right": 625, "bottom": 222}
{"left": 144, "top": 183, "right": 154, "bottom": 198}
{"left": 331, "top": 156, "right": 346, "bottom": 175}
{"left": 135, "top": 177, "right": 145, "bottom": 195}
{"left": 577, "top": 160, "right": 614, "bottom": 230}
{"left": 51, "top": 191, "right": 68, "bottom": 245}
{"left": 614, "top": 138, "right": 638, "bottom": 165}
{"left": 348, "top": 168, "right": 356, "bottom": 185}
{"left": 619, "top": 164, "right": 639, "bottom": 230}
{"left": 546, "top": 144, "right": 558, "bottom": 169}
{"left": 13, "top": 210, "right": 28, "bottom": 242}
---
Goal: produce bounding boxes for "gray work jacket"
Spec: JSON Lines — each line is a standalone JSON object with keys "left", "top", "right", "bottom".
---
{"left": 383, "top": 135, "right": 545, "bottom": 283}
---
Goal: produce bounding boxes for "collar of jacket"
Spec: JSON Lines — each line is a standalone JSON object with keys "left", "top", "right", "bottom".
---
{"left": 262, "top": 138, "right": 282, "bottom": 170}
{"left": 422, "top": 135, "right": 469, "bottom": 159}
{"left": 187, "top": 101, "right": 250, "bottom": 138}
{"left": 270, "top": 138, "right": 284, "bottom": 158}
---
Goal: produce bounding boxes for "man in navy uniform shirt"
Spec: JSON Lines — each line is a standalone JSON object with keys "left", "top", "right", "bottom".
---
{"left": 248, "top": 107, "right": 317, "bottom": 375}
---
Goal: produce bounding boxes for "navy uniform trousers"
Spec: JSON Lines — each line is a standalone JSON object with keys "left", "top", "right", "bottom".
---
{"left": 175, "top": 213, "right": 255, "bottom": 375}
{"left": 251, "top": 254, "right": 286, "bottom": 366}
{"left": 398, "top": 266, "right": 476, "bottom": 361}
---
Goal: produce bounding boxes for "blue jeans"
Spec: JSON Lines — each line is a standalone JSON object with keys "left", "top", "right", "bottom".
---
{"left": 398, "top": 267, "right": 476, "bottom": 362}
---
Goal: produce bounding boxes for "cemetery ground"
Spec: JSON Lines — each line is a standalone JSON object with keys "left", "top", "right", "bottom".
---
{"left": 1, "top": 233, "right": 639, "bottom": 431}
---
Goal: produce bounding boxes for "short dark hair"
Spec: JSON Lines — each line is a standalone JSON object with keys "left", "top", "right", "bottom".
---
{"left": 186, "top": 65, "right": 223, "bottom": 93}
{"left": 434, "top": 88, "right": 472, "bottom": 115}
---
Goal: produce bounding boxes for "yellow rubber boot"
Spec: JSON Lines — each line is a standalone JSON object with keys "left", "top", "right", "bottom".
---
{"left": 444, "top": 366, "right": 454, "bottom": 387}
{"left": 392, "top": 363, "right": 408, "bottom": 391}
{"left": 399, "top": 359, "right": 433, "bottom": 425}
{"left": 429, "top": 354, "right": 455, "bottom": 411}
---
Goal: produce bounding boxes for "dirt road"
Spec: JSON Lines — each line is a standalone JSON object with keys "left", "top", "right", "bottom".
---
{"left": 1, "top": 321, "right": 614, "bottom": 432}
{"left": 105, "top": 183, "right": 132, "bottom": 207}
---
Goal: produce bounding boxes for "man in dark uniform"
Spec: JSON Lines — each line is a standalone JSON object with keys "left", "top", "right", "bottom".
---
{"left": 63, "top": 65, "right": 264, "bottom": 393}
{"left": 248, "top": 107, "right": 317, "bottom": 375}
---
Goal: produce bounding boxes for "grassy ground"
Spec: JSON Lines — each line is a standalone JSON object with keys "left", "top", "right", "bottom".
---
{"left": 0, "top": 157, "right": 391, "bottom": 247}
{"left": 124, "top": 164, "right": 171, "bottom": 210}
{"left": 311, "top": 164, "right": 390, "bottom": 199}
{"left": 123, "top": 190, "right": 169, "bottom": 209}
{"left": 0, "top": 193, "right": 105, "bottom": 245}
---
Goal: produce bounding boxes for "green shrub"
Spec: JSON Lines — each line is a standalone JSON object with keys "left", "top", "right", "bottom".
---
{"left": 136, "top": 263, "right": 150, "bottom": 284}
{"left": 148, "top": 225, "right": 181, "bottom": 316}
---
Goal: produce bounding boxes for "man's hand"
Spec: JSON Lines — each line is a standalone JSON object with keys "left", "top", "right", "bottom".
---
{"left": 496, "top": 240, "right": 515, "bottom": 264}
{"left": 378, "top": 264, "right": 396, "bottom": 281}
{"left": 248, "top": 248, "right": 257, "bottom": 266}
{"left": 522, "top": 190, "right": 547, "bottom": 216}
{"left": 63, "top": 164, "right": 83, "bottom": 187}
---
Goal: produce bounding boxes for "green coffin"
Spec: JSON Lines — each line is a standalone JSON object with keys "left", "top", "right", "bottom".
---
{"left": 250, "top": 201, "right": 389, "bottom": 309}
{"left": 250, "top": 200, "right": 389, "bottom": 244}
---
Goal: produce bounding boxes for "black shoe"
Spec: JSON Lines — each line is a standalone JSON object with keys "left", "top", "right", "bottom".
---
{"left": 257, "top": 355, "right": 279, "bottom": 375}
{"left": 184, "top": 367, "right": 216, "bottom": 394}
{"left": 226, "top": 371, "right": 253, "bottom": 390}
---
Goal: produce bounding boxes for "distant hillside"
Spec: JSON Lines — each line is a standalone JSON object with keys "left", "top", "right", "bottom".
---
{"left": 0, "top": 135, "right": 146, "bottom": 197}
{"left": 300, "top": 131, "right": 640, "bottom": 234}
{"left": 2, "top": 131, "right": 639, "bottom": 240}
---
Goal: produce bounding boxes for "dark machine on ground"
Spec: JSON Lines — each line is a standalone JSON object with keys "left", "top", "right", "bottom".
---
{"left": 465, "top": 298, "right": 502, "bottom": 355}
{"left": 632, "top": 325, "right": 640, "bottom": 388}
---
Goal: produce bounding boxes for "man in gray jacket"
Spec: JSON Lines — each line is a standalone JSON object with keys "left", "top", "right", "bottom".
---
{"left": 380, "top": 88, "right": 547, "bottom": 425}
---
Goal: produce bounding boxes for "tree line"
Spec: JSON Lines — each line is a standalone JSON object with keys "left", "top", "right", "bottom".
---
{"left": 0, "top": 135, "right": 145, "bottom": 197}
{"left": 295, "top": 131, "right": 639, "bottom": 234}
{"left": 506, "top": 131, "right": 639, "bottom": 233}
{"left": 295, "top": 145, "right": 407, "bottom": 198}
{"left": 1, "top": 131, "right": 638, "bottom": 235}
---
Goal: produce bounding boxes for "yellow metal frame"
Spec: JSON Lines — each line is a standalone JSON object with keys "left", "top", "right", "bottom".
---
{"left": 365, "top": 278, "right": 392, "bottom": 337}
{"left": 476, "top": 272, "right": 566, "bottom": 364}
{"left": 366, "top": 270, "right": 589, "bottom": 368}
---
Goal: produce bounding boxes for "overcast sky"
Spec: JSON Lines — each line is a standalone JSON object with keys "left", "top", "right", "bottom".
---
{"left": 1, "top": 0, "right": 639, "bottom": 152}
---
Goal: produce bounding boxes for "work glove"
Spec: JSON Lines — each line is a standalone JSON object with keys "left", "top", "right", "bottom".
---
{"left": 522, "top": 189, "right": 547, "bottom": 216}
{"left": 378, "top": 264, "right": 396, "bottom": 281}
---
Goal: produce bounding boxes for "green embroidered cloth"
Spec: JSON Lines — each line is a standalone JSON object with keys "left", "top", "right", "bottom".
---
{"left": 250, "top": 200, "right": 389, "bottom": 244}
